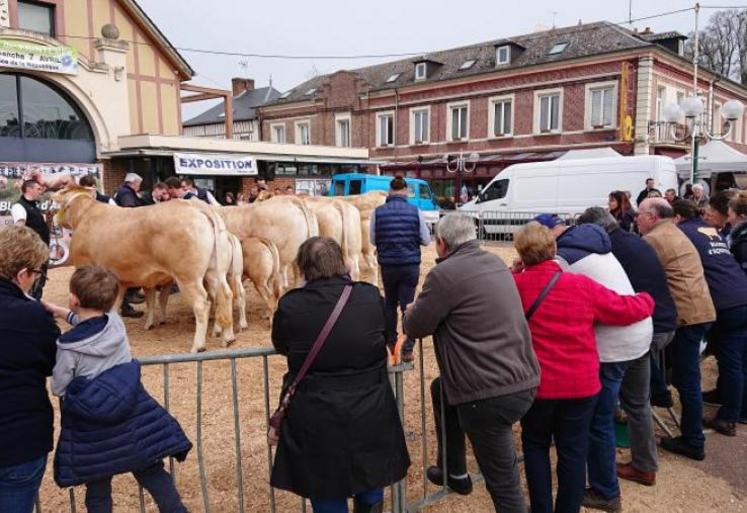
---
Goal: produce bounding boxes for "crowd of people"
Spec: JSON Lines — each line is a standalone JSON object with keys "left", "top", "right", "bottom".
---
{"left": 2, "top": 174, "right": 747, "bottom": 513}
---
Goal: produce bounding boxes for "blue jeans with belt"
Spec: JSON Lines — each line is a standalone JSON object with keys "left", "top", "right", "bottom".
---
{"left": 311, "top": 489, "right": 383, "bottom": 513}
{"left": 0, "top": 456, "right": 47, "bottom": 513}
{"left": 710, "top": 306, "right": 747, "bottom": 422}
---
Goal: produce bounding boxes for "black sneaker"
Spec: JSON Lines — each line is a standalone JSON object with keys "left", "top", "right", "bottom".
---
{"left": 660, "top": 436, "right": 705, "bottom": 461}
{"left": 426, "top": 466, "right": 473, "bottom": 495}
{"left": 702, "top": 389, "right": 722, "bottom": 406}
{"left": 121, "top": 304, "right": 144, "bottom": 318}
{"left": 582, "top": 488, "right": 622, "bottom": 512}
{"left": 650, "top": 390, "right": 674, "bottom": 408}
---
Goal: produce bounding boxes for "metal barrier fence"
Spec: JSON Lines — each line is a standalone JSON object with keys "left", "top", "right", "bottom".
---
{"left": 36, "top": 340, "right": 522, "bottom": 513}
{"left": 473, "top": 211, "right": 579, "bottom": 242}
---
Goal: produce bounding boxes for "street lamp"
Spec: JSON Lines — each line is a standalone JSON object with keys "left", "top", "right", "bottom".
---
{"left": 444, "top": 151, "right": 479, "bottom": 206}
{"left": 663, "top": 96, "right": 745, "bottom": 185}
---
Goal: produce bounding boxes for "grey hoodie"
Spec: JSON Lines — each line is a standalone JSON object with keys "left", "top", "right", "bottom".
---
{"left": 52, "top": 312, "right": 132, "bottom": 397}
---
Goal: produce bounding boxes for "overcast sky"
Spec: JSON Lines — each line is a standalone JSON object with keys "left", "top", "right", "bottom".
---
{"left": 135, "top": 0, "right": 716, "bottom": 119}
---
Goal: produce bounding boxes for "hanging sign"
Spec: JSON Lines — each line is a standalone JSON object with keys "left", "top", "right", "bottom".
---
{"left": 0, "top": 39, "right": 78, "bottom": 75}
{"left": 174, "top": 153, "right": 258, "bottom": 176}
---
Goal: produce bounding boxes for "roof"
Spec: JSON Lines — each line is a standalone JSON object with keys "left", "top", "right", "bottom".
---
{"left": 268, "top": 22, "right": 659, "bottom": 105}
{"left": 184, "top": 86, "right": 282, "bottom": 127}
{"left": 674, "top": 140, "right": 747, "bottom": 178}
{"left": 640, "top": 31, "right": 687, "bottom": 42}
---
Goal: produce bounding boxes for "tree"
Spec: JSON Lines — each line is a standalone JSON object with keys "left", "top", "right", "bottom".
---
{"left": 684, "top": 9, "right": 747, "bottom": 85}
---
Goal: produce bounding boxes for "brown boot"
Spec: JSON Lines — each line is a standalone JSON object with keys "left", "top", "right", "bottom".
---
{"left": 616, "top": 462, "right": 656, "bottom": 486}
{"left": 705, "top": 417, "right": 737, "bottom": 437}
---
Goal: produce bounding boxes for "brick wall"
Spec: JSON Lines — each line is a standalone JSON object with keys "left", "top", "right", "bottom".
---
{"left": 101, "top": 159, "right": 127, "bottom": 196}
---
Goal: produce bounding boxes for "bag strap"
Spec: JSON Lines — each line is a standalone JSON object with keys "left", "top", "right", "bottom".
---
{"left": 525, "top": 272, "right": 561, "bottom": 321}
{"left": 286, "top": 284, "right": 353, "bottom": 394}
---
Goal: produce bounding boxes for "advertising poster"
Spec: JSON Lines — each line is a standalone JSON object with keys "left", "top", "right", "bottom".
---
{"left": 0, "top": 39, "right": 78, "bottom": 75}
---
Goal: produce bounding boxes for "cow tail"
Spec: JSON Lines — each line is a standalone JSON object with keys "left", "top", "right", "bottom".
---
{"left": 333, "top": 200, "right": 349, "bottom": 263}
{"left": 203, "top": 205, "right": 233, "bottom": 330}
{"left": 264, "top": 238, "right": 283, "bottom": 298}
{"left": 295, "top": 198, "right": 319, "bottom": 238}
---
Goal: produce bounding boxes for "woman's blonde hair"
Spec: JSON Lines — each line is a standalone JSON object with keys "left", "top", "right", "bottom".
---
{"left": 729, "top": 191, "right": 747, "bottom": 218}
{"left": 514, "top": 222, "right": 556, "bottom": 266}
{"left": 0, "top": 226, "right": 49, "bottom": 280}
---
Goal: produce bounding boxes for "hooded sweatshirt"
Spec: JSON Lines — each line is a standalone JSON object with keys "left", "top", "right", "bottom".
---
{"left": 556, "top": 224, "right": 653, "bottom": 363}
{"left": 52, "top": 312, "right": 132, "bottom": 397}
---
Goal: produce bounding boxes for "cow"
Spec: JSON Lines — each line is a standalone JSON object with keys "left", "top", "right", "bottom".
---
{"left": 241, "top": 236, "right": 282, "bottom": 323}
{"left": 52, "top": 186, "right": 235, "bottom": 353}
{"left": 336, "top": 191, "right": 387, "bottom": 283}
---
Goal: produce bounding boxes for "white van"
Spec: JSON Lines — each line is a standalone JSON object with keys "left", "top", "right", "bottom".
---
{"left": 460, "top": 155, "right": 678, "bottom": 236}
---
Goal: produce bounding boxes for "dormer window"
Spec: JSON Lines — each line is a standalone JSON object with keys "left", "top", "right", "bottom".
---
{"left": 549, "top": 42, "right": 569, "bottom": 55}
{"left": 415, "top": 62, "right": 427, "bottom": 81}
{"left": 280, "top": 90, "right": 292, "bottom": 99}
{"left": 496, "top": 46, "right": 510, "bottom": 65}
{"left": 386, "top": 73, "right": 401, "bottom": 83}
{"left": 460, "top": 59, "right": 477, "bottom": 70}
{"left": 304, "top": 88, "right": 316, "bottom": 96}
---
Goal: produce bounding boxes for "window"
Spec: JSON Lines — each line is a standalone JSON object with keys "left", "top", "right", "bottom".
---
{"left": 448, "top": 103, "right": 469, "bottom": 141}
{"left": 271, "top": 124, "right": 285, "bottom": 143}
{"left": 489, "top": 96, "right": 513, "bottom": 137}
{"left": 549, "top": 42, "right": 569, "bottom": 55}
{"left": 481, "top": 179, "right": 509, "bottom": 201}
{"left": 713, "top": 103, "right": 722, "bottom": 134}
{"left": 349, "top": 180, "right": 363, "bottom": 195}
{"left": 304, "top": 88, "right": 316, "bottom": 96}
{"left": 656, "top": 86, "right": 666, "bottom": 121}
{"left": 386, "top": 73, "right": 401, "bottom": 83}
{"left": 410, "top": 107, "right": 429, "bottom": 144}
{"left": 586, "top": 83, "right": 616, "bottom": 129}
{"left": 377, "top": 112, "right": 394, "bottom": 147}
{"left": 335, "top": 114, "right": 351, "bottom": 147}
{"left": 419, "top": 184, "right": 433, "bottom": 200}
{"left": 18, "top": 1, "right": 55, "bottom": 36}
{"left": 333, "top": 181, "right": 345, "bottom": 196}
{"left": 496, "top": 46, "right": 510, "bottom": 65}
{"left": 535, "top": 90, "right": 561, "bottom": 133}
{"left": 295, "top": 121, "right": 310, "bottom": 144}
{"left": 676, "top": 91, "right": 685, "bottom": 105}
{"left": 460, "top": 59, "right": 477, "bottom": 70}
{"left": 415, "top": 62, "right": 427, "bottom": 81}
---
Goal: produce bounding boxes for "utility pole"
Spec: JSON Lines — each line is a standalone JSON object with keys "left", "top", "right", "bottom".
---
{"left": 691, "top": 3, "right": 701, "bottom": 185}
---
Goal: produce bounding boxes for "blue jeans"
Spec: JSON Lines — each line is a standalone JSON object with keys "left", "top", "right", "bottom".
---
{"left": 0, "top": 456, "right": 47, "bottom": 513}
{"left": 587, "top": 361, "right": 630, "bottom": 500}
{"left": 85, "top": 461, "right": 186, "bottom": 513}
{"left": 311, "top": 489, "right": 383, "bottom": 513}
{"left": 381, "top": 264, "right": 420, "bottom": 352}
{"left": 670, "top": 323, "right": 711, "bottom": 448}
{"left": 521, "top": 395, "right": 597, "bottom": 513}
{"left": 710, "top": 306, "right": 747, "bottom": 422}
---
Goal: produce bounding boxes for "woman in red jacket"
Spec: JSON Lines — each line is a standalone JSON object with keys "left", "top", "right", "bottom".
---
{"left": 512, "top": 222, "right": 654, "bottom": 513}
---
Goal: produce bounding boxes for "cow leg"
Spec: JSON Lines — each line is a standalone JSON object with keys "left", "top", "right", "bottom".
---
{"left": 233, "top": 276, "right": 248, "bottom": 332}
{"left": 158, "top": 286, "right": 170, "bottom": 325}
{"left": 255, "top": 281, "right": 277, "bottom": 324}
{"left": 205, "top": 270, "right": 235, "bottom": 347}
{"left": 178, "top": 279, "right": 210, "bottom": 353}
{"left": 143, "top": 288, "right": 158, "bottom": 330}
{"left": 364, "top": 251, "right": 378, "bottom": 285}
{"left": 347, "top": 254, "right": 361, "bottom": 282}
{"left": 113, "top": 285, "right": 126, "bottom": 313}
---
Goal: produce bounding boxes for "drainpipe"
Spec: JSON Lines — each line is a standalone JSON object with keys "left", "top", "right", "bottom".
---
{"left": 394, "top": 88, "right": 400, "bottom": 151}
{"left": 708, "top": 77, "right": 721, "bottom": 134}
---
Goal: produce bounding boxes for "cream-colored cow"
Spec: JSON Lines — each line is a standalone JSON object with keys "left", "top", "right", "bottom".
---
{"left": 337, "top": 191, "right": 387, "bottom": 283}
{"left": 241, "top": 236, "right": 282, "bottom": 322}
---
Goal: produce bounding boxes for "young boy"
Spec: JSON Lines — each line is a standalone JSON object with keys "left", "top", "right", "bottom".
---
{"left": 44, "top": 265, "right": 191, "bottom": 513}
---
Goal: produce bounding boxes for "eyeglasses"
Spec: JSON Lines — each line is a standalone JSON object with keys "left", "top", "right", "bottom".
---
{"left": 29, "top": 268, "right": 48, "bottom": 281}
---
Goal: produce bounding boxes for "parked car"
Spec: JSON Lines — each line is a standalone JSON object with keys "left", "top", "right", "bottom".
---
{"left": 460, "top": 155, "right": 678, "bottom": 238}
{"left": 328, "top": 173, "right": 440, "bottom": 225}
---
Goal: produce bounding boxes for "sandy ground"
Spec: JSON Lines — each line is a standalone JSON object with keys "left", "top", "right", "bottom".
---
{"left": 36, "top": 243, "right": 746, "bottom": 513}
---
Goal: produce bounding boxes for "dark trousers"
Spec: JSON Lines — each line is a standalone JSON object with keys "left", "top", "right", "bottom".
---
{"left": 431, "top": 378, "right": 467, "bottom": 475}
{"left": 29, "top": 263, "right": 47, "bottom": 300}
{"left": 710, "top": 306, "right": 747, "bottom": 422}
{"left": 310, "top": 489, "right": 383, "bottom": 513}
{"left": 85, "top": 461, "right": 186, "bottom": 513}
{"left": 649, "top": 332, "right": 675, "bottom": 399}
{"left": 381, "top": 264, "right": 420, "bottom": 352}
{"left": 521, "top": 396, "right": 597, "bottom": 513}
{"left": 670, "top": 323, "right": 711, "bottom": 449}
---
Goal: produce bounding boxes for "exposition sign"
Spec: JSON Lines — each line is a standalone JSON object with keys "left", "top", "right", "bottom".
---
{"left": 174, "top": 152, "right": 258, "bottom": 176}
{"left": 0, "top": 162, "right": 103, "bottom": 267}
{"left": 0, "top": 39, "right": 78, "bottom": 75}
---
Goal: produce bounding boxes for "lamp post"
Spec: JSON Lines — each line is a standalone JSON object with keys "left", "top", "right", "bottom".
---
{"left": 444, "top": 151, "right": 479, "bottom": 207}
{"left": 663, "top": 96, "right": 745, "bottom": 185}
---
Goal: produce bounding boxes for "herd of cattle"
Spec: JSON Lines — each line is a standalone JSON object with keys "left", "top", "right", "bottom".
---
{"left": 51, "top": 186, "right": 388, "bottom": 353}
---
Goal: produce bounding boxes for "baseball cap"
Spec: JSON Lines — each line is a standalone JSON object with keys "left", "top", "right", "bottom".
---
{"left": 533, "top": 214, "right": 566, "bottom": 229}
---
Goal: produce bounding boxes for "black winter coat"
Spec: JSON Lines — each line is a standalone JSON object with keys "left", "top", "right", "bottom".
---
{"left": 0, "top": 279, "right": 59, "bottom": 467}
{"left": 270, "top": 277, "right": 410, "bottom": 499}
{"left": 732, "top": 221, "right": 747, "bottom": 275}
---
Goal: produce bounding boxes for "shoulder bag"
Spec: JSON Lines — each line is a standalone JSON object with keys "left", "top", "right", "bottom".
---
{"left": 525, "top": 272, "right": 561, "bottom": 321}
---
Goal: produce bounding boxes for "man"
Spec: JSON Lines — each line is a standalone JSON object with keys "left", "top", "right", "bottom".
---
{"left": 285, "top": 185, "right": 295, "bottom": 196}
{"left": 534, "top": 213, "right": 653, "bottom": 512}
{"left": 179, "top": 177, "right": 219, "bottom": 205}
{"left": 672, "top": 200, "right": 747, "bottom": 437}
{"left": 692, "top": 183, "right": 709, "bottom": 210}
{"left": 637, "top": 198, "right": 716, "bottom": 460}
{"left": 78, "top": 175, "right": 115, "bottom": 205}
{"left": 150, "top": 182, "right": 171, "bottom": 203}
{"left": 113, "top": 173, "right": 146, "bottom": 318}
{"left": 665, "top": 188, "right": 679, "bottom": 204}
{"left": 11, "top": 180, "right": 49, "bottom": 299}
{"left": 578, "top": 207, "right": 677, "bottom": 488}
{"left": 164, "top": 176, "right": 185, "bottom": 200}
{"left": 370, "top": 176, "right": 431, "bottom": 362}
{"left": 404, "top": 213, "right": 539, "bottom": 513}
{"left": 247, "top": 186, "right": 260, "bottom": 203}
{"left": 636, "top": 178, "right": 660, "bottom": 207}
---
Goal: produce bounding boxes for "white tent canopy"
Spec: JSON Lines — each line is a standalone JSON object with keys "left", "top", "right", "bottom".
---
{"left": 674, "top": 140, "right": 747, "bottom": 179}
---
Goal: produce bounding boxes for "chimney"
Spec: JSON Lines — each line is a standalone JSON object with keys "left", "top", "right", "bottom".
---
{"left": 641, "top": 27, "right": 653, "bottom": 35}
{"left": 231, "top": 77, "right": 255, "bottom": 97}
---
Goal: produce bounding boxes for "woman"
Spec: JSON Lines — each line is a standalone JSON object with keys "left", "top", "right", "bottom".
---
{"left": 270, "top": 237, "right": 410, "bottom": 513}
{"left": 236, "top": 192, "right": 247, "bottom": 205}
{"left": 512, "top": 222, "right": 653, "bottom": 513}
{"left": 0, "top": 226, "right": 60, "bottom": 513}
{"left": 222, "top": 191, "right": 236, "bottom": 206}
{"left": 728, "top": 191, "right": 747, "bottom": 424}
{"left": 706, "top": 190, "right": 738, "bottom": 239}
{"left": 607, "top": 191, "right": 636, "bottom": 232}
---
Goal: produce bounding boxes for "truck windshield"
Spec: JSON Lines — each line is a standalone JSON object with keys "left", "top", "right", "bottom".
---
{"left": 349, "top": 180, "right": 363, "bottom": 195}
{"left": 333, "top": 181, "right": 345, "bottom": 196}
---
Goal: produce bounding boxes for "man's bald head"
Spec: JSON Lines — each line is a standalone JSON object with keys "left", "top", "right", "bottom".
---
{"left": 637, "top": 197, "right": 674, "bottom": 234}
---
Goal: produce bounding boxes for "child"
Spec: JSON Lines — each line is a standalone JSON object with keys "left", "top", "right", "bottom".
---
{"left": 44, "top": 265, "right": 191, "bottom": 513}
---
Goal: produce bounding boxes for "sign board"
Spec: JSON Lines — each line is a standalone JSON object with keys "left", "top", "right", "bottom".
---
{"left": 0, "top": 162, "right": 103, "bottom": 268}
{"left": 0, "top": 39, "right": 78, "bottom": 75}
{"left": 174, "top": 153, "right": 258, "bottom": 176}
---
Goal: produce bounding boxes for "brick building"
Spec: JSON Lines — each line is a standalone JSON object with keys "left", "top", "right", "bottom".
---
{"left": 258, "top": 22, "right": 747, "bottom": 201}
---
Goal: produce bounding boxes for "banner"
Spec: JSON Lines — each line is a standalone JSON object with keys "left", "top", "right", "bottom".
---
{"left": 0, "top": 39, "right": 78, "bottom": 75}
{"left": 174, "top": 152, "right": 258, "bottom": 176}
{"left": 0, "top": 162, "right": 103, "bottom": 268}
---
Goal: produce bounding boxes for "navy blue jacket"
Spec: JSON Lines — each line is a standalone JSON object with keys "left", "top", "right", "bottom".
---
{"left": 609, "top": 228, "right": 677, "bottom": 333}
{"left": 374, "top": 196, "right": 422, "bottom": 266}
{"left": 678, "top": 218, "right": 747, "bottom": 313}
{"left": 54, "top": 361, "right": 192, "bottom": 487}
{"left": 95, "top": 191, "right": 112, "bottom": 204}
{"left": 114, "top": 184, "right": 144, "bottom": 208}
{"left": 731, "top": 221, "right": 747, "bottom": 275}
{"left": 556, "top": 223, "right": 611, "bottom": 264}
{"left": 0, "top": 279, "right": 59, "bottom": 467}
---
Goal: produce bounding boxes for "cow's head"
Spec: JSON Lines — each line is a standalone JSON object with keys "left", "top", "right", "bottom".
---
{"left": 52, "top": 185, "right": 94, "bottom": 229}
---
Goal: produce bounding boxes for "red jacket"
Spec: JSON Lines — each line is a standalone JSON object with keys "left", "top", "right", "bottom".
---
{"left": 513, "top": 260, "right": 654, "bottom": 399}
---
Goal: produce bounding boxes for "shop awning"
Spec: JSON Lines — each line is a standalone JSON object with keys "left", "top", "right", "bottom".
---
{"left": 674, "top": 140, "right": 747, "bottom": 179}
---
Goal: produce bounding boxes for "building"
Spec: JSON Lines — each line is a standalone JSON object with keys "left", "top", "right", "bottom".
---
{"left": 258, "top": 22, "right": 747, "bottom": 202}
{"left": 183, "top": 77, "right": 281, "bottom": 141}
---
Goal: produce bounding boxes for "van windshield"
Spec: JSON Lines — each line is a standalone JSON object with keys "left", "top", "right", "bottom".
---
{"left": 333, "top": 181, "right": 345, "bottom": 196}
{"left": 481, "top": 179, "right": 508, "bottom": 201}
{"left": 419, "top": 184, "right": 433, "bottom": 201}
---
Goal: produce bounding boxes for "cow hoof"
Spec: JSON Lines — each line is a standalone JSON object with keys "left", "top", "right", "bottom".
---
{"left": 223, "top": 338, "right": 236, "bottom": 348}
{"left": 191, "top": 346, "right": 207, "bottom": 353}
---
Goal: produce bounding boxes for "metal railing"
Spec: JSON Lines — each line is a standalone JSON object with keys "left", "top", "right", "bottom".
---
{"left": 473, "top": 211, "right": 578, "bottom": 242}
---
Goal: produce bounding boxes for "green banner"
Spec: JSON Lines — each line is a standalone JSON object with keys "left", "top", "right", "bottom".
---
{"left": 0, "top": 39, "right": 77, "bottom": 75}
